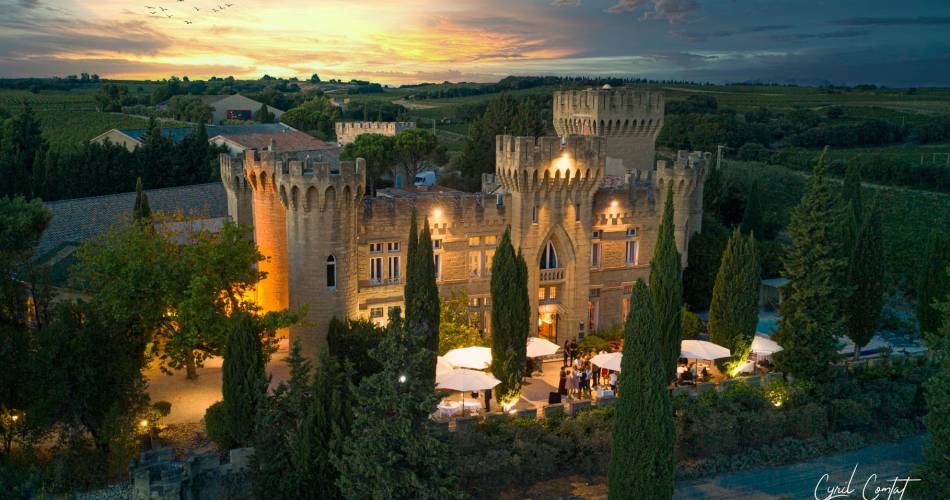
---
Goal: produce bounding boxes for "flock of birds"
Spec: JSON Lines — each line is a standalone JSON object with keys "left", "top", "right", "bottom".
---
{"left": 145, "top": 1, "right": 236, "bottom": 25}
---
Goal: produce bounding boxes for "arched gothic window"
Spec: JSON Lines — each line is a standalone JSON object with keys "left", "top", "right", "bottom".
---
{"left": 540, "top": 241, "right": 559, "bottom": 269}
{"left": 326, "top": 255, "right": 337, "bottom": 289}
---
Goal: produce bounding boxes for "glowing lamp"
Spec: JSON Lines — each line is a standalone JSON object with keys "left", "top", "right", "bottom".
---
{"left": 11, "top": 415, "right": 18, "bottom": 422}
{"left": 398, "top": 374, "right": 407, "bottom": 384}
{"left": 610, "top": 200, "right": 619, "bottom": 209}
{"left": 432, "top": 208, "right": 443, "bottom": 218}
{"left": 139, "top": 419, "right": 149, "bottom": 428}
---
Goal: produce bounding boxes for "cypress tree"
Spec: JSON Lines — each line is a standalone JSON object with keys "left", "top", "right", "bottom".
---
{"left": 918, "top": 297, "right": 950, "bottom": 498}
{"left": 773, "top": 151, "right": 850, "bottom": 381}
{"left": 412, "top": 218, "right": 440, "bottom": 348}
{"left": 490, "top": 227, "right": 528, "bottom": 405}
{"left": 609, "top": 280, "right": 673, "bottom": 499}
{"left": 842, "top": 162, "right": 864, "bottom": 252}
{"left": 917, "top": 231, "right": 950, "bottom": 336}
{"left": 404, "top": 208, "right": 419, "bottom": 318}
{"left": 132, "top": 177, "right": 151, "bottom": 221}
{"left": 739, "top": 181, "right": 764, "bottom": 237}
{"left": 293, "top": 350, "right": 352, "bottom": 499}
{"left": 707, "top": 229, "right": 760, "bottom": 374}
{"left": 844, "top": 201, "right": 884, "bottom": 359}
{"left": 338, "top": 316, "right": 456, "bottom": 498}
{"left": 649, "top": 183, "right": 683, "bottom": 381}
{"left": 222, "top": 312, "right": 268, "bottom": 447}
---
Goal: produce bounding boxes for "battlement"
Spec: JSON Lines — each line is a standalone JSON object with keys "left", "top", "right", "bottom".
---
{"left": 655, "top": 150, "right": 710, "bottom": 197}
{"left": 657, "top": 150, "right": 712, "bottom": 171}
{"left": 335, "top": 121, "right": 416, "bottom": 145}
{"left": 496, "top": 135, "right": 605, "bottom": 172}
{"left": 554, "top": 88, "right": 664, "bottom": 115}
{"left": 361, "top": 191, "right": 506, "bottom": 224}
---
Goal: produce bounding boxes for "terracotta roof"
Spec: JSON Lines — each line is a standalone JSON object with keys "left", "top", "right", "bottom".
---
{"left": 213, "top": 130, "right": 336, "bottom": 152}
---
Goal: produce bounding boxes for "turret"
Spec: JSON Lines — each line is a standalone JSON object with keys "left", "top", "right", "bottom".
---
{"left": 274, "top": 155, "right": 366, "bottom": 361}
{"left": 220, "top": 153, "right": 253, "bottom": 227}
{"left": 655, "top": 150, "right": 710, "bottom": 263}
{"left": 242, "top": 149, "right": 290, "bottom": 319}
{"left": 553, "top": 87, "right": 664, "bottom": 176}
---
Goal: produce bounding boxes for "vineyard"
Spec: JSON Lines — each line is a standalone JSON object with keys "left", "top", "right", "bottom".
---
{"left": 0, "top": 89, "right": 97, "bottom": 111}
{"left": 875, "top": 185, "right": 950, "bottom": 286}
{"left": 35, "top": 111, "right": 153, "bottom": 151}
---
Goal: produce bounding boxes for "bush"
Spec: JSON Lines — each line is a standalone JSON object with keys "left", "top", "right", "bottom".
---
{"left": 578, "top": 335, "right": 608, "bottom": 353}
{"left": 203, "top": 401, "right": 234, "bottom": 450}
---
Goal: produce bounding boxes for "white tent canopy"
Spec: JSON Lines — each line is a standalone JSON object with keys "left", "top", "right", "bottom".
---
{"left": 750, "top": 334, "right": 783, "bottom": 355}
{"left": 526, "top": 337, "right": 560, "bottom": 358}
{"left": 680, "top": 340, "right": 731, "bottom": 360}
{"left": 436, "top": 368, "right": 501, "bottom": 392}
{"left": 443, "top": 346, "right": 492, "bottom": 370}
{"left": 590, "top": 352, "right": 623, "bottom": 372}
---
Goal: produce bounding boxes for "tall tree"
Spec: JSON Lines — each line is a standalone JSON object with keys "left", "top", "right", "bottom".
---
{"left": 649, "top": 183, "right": 683, "bottom": 380}
{"left": 0, "top": 105, "right": 47, "bottom": 198}
{"left": 222, "top": 312, "right": 268, "bottom": 448}
{"left": 438, "top": 288, "right": 487, "bottom": 355}
{"left": 411, "top": 217, "right": 440, "bottom": 353}
{"left": 773, "top": 151, "right": 850, "bottom": 381}
{"left": 393, "top": 128, "right": 442, "bottom": 188}
{"left": 918, "top": 291, "right": 949, "bottom": 498}
{"left": 918, "top": 231, "right": 950, "bottom": 336}
{"left": 132, "top": 177, "right": 151, "bottom": 221}
{"left": 403, "top": 208, "right": 419, "bottom": 321}
{"left": 338, "top": 316, "right": 456, "bottom": 499}
{"left": 844, "top": 201, "right": 885, "bottom": 359}
{"left": 489, "top": 228, "right": 529, "bottom": 406}
{"left": 339, "top": 133, "right": 394, "bottom": 194}
{"left": 609, "top": 280, "right": 674, "bottom": 499}
{"left": 842, "top": 162, "right": 864, "bottom": 251}
{"left": 253, "top": 102, "right": 274, "bottom": 123}
{"left": 707, "top": 229, "right": 760, "bottom": 374}
{"left": 739, "top": 181, "right": 764, "bottom": 236}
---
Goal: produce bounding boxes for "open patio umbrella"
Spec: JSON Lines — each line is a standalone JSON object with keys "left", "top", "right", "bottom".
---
{"left": 443, "top": 346, "right": 492, "bottom": 370}
{"left": 590, "top": 352, "right": 623, "bottom": 372}
{"left": 750, "top": 334, "right": 783, "bottom": 355}
{"left": 436, "top": 356, "right": 454, "bottom": 376}
{"left": 526, "top": 337, "right": 560, "bottom": 358}
{"left": 680, "top": 340, "right": 731, "bottom": 360}
{"left": 436, "top": 368, "right": 501, "bottom": 416}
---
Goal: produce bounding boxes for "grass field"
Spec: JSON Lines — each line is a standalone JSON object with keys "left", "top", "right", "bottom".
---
{"left": 874, "top": 184, "right": 950, "bottom": 287}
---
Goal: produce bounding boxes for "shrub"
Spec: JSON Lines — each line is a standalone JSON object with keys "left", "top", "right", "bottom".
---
{"left": 578, "top": 334, "right": 608, "bottom": 353}
{"left": 203, "top": 401, "right": 234, "bottom": 450}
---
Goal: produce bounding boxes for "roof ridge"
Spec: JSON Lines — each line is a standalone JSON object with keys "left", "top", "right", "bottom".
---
{"left": 44, "top": 182, "right": 222, "bottom": 206}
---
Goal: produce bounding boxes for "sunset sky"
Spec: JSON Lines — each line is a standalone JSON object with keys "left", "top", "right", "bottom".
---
{"left": 1, "top": 0, "right": 949, "bottom": 86}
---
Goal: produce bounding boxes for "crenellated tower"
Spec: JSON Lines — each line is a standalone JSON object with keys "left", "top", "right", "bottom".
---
{"left": 496, "top": 134, "right": 606, "bottom": 346}
{"left": 274, "top": 156, "right": 366, "bottom": 361}
{"left": 655, "top": 150, "right": 710, "bottom": 265}
{"left": 553, "top": 87, "right": 664, "bottom": 176}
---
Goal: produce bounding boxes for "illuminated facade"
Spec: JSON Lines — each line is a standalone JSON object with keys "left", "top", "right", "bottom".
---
{"left": 221, "top": 89, "right": 708, "bottom": 361}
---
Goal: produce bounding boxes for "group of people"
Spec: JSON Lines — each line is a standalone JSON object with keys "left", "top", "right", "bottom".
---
{"left": 676, "top": 360, "right": 710, "bottom": 385}
{"left": 557, "top": 340, "right": 617, "bottom": 399}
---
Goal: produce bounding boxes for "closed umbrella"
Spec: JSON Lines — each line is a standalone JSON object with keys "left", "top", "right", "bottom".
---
{"left": 436, "top": 368, "right": 501, "bottom": 417}
{"left": 680, "top": 340, "right": 731, "bottom": 360}
{"left": 591, "top": 352, "right": 623, "bottom": 372}
{"left": 526, "top": 337, "right": 560, "bottom": 358}
{"left": 443, "top": 346, "right": 492, "bottom": 370}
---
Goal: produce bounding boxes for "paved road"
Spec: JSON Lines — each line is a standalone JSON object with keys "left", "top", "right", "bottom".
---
{"left": 674, "top": 435, "right": 926, "bottom": 499}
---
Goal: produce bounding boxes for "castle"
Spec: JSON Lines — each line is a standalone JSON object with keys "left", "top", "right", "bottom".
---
{"left": 221, "top": 88, "right": 708, "bottom": 362}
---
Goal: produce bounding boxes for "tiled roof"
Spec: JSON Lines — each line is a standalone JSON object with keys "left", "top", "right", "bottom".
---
{"left": 213, "top": 130, "right": 336, "bottom": 152}
{"left": 118, "top": 123, "right": 296, "bottom": 145}
{"left": 37, "top": 182, "right": 227, "bottom": 257}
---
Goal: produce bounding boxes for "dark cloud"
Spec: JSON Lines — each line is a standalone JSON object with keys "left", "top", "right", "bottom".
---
{"left": 643, "top": 51, "right": 716, "bottom": 68}
{"left": 18, "top": 0, "right": 41, "bottom": 8}
{"left": 606, "top": 0, "right": 698, "bottom": 23}
{"left": 550, "top": 0, "right": 581, "bottom": 5}
{"left": 831, "top": 16, "right": 950, "bottom": 26}
{"left": 771, "top": 30, "right": 869, "bottom": 42}
{"left": 675, "top": 24, "right": 793, "bottom": 42}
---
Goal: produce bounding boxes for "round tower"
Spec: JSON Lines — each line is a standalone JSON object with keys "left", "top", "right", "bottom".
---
{"left": 275, "top": 156, "right": 366, "bottom": 361}
{"left": 220, "top": 153, "right": 253, "bottom": 228}
{"left": 655, "top": 150, "right": 710, "bottom": 266}
{"left": 243, "top": 149, "right": 290, "bottom": 318}
{"left": 553, "top": 87, "right": 664, "bottom": 177}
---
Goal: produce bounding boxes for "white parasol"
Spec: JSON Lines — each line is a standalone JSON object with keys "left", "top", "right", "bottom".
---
{"left": 526, "top": 337, "right": 561, "bottom": 358}
{"left": 680, "top": 340, "right": 731, "bottom": 360}
{"left": 590, "top": 352, "right": 623, "bottom": 372}
{"left": 443, "top": 346, "right": 492, "bottom": 370}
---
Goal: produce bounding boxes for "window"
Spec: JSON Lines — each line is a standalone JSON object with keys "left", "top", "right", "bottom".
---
{"left": 370, "top": 307, "right": 384, "bottom": 319}
{"left": 575, "top": 203, "right": 581, "bottom": 221}
{"left": 548, "top": 286, "right": 557, "bottom": 300}
{"left": 626, "top": 228, "right": 638, "bottom": 237}
{"left": 588, "top": 300, "right": 600, "bottom": 333}
{"left": 622, "top": 284, "right": 633, "bottom": 322}
{"left": 532, "top": 206, "right": 539, "bottom": 224}
{"left": 468, "top": 236, "right": 480, "bottom": 247}
{"left": 591, "top": 242, "right": 602, "bottom": 268}
{"left": 387, "top": 241, "right": 400, "bottom": 252}
{"left": 592, "top": 230, "right": 602, "bottom": 239}
{"left": 625, "top": 240, "right": 638, "bottom": 265}
{"left": 484, "top": 235, "right": 497, "bottom": 246}
{"left": 432, "top": 239, "right": 443, "bottom": 249}
{"left": 433, "top": 253, "right": 441, "bottom": 281}
{"left": 369, "top": 242, "right": 383, "bottom": 253}
{"left": 388, "top": 255, "right": 400, "bottom": 283}
{"left": 370, "top": 256, "right": 383, "bottom": 283}
{"left": 540, "top": 241, "right": 559, "bottom": 269}
{"left": 469, "top": 251, "right": 481, "bottom": 277}
{"left": 326, "top": 255, "right": 336, "bottom": 289}
{"left": 485, "top": 249, "right": 495, "bottom": 274}
{"left": 538, "top": 287, "right": 546, "bottom": 301}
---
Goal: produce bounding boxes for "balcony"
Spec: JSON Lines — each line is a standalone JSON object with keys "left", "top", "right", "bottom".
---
{"left": 540, "top": 268, "right": 565, "bottom": 282}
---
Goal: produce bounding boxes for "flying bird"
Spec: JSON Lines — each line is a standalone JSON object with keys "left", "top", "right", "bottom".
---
{"left": 194, "top": 6, "right": 200, "bottom": 11}
{"left": 226, "top": 3, "right": 234, "bottom": 6}
{"left": 184, "top": 20, "right": 193, "bottom": 24}
{"left": 145, "top": 5, "right": 155, "bottom": 8}
{"left": 166, "top": 14, "right": 173, "bottom": 18}
{"left": 159, "top": 6, "right": 167, "bottom": 11}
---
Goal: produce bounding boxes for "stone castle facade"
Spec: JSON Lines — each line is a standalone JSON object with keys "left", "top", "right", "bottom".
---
{"left": 334, "top": 121, "right": 416, "bottom": 146}
{"left": 221, "top": 89, "right": 707, "bottom": 362}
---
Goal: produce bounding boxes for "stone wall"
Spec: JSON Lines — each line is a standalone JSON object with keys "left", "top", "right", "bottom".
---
{"left": 334, "top": 121, "right": 416, "bottom": 146}
{"left": 129, "top": 447, "right": 254, "bottom": 500}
